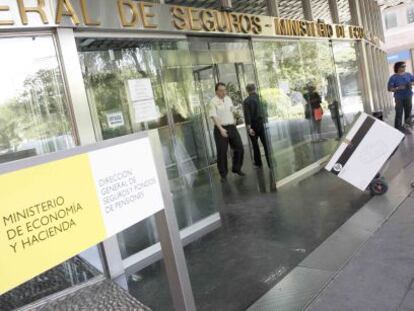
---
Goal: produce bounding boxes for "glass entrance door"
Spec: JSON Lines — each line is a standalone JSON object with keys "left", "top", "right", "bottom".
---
{"left": 77, "top": 37, "right": 218, "bottom": 259}
{"left": 189, "top": 38, "right": 260, "bottom": 166}
{"left": 193, "top": 65, "right": 217, "bottom": 163}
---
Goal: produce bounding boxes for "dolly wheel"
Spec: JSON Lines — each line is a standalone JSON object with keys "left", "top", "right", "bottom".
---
{"left": 370, "top": 179, "right": 389, "bottom": 195}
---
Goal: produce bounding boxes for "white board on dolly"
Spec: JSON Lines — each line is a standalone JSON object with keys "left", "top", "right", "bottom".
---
{"left": 325, "top": 112, "right": 404, "bottom": 191}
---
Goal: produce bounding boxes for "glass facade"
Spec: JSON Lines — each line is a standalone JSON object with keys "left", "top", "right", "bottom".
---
{"left": 407, "top": 4, "right": 414, "bottom": 24}
{"left": 337, "top": 0, "right": 352, "bottom": 24}
{"left": 332, "top": 41, "right": 364, "bottom": 128}
{"left": 76, "top": 35, "right": 366, "bottom": 262}
{"left": 78, "top": 38, "right": 217, "bottom": 258}
{"left": 385, "top": 11, "right": 398, "bottom": 29}
{"left": 252, "top": 39, "right": 362, "bottom": 179}
{"left": 0, "top": 35, "right": 75, "bottom": 164}
{"left": 0, "top": 35, "right": 99, "bottom": 310}
{"left": 0, "top": 0, "right": 390, "bottom": 309}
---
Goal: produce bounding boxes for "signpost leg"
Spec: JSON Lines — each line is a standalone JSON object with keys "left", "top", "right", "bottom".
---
{"left": 149, "top": 131, "right": 197, "bottom": 311}
{"left": 155, "top": 210, "right": 197, "bottom": 311}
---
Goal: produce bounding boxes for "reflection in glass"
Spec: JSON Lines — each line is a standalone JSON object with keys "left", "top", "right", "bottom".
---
{"left": 189, "top": 38, "right": 258, "bottom": 165}
{"left": 0, "top": 36, "right": 75, "bottom": 164}
{"left": 77, "top": 39, "right": 217, "bottom": 258}
{"left": 332, "top": 41, "right": 364, "bottom": 129}
{"left": 253, "top": 40, "right": 344, "bottom": 180}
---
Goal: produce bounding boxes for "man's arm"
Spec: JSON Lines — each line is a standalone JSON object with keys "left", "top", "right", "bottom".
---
{"left": 388, "top": 76, "right": 395, "bottom": 92}
{"left": 243, "top": 99, "right": 256, "bottom": 136}
{"left": 211, "top": 116, "right": 228, "bottom": 138}
{"left": 388, "top": 76, "right": 404, "bottom": 92}
{"left": 243, "top": 99, "right": 252, "bottom": 128}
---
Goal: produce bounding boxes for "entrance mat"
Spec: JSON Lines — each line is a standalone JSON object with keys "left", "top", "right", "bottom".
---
{"left": 31, "top": 279, "right": 151, "bottom": 311}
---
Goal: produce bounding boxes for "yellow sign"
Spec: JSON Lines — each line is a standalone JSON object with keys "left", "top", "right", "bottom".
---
{"left": 0, "top": 138, "right": 164, "bottom": 295}
{"left": 0, "top": 155, "right": 104, "bottom": 294}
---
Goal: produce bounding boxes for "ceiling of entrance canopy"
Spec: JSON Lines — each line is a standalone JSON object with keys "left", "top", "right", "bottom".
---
{"left": 378, "top": 0, "right": 414, "bottom": 8}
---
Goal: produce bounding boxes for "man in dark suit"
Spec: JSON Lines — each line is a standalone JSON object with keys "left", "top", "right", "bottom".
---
{"left": 243, "top": 84, "right": 271, "bottom": 168}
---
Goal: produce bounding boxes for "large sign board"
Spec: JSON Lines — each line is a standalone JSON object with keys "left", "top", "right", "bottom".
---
{"left": 0, "top": 0, "right": 365, "bottom": 40}
{"left": 325, "top": 113, "right": 404, "bottom": 191}
{"left": 0, "top": 136, "right": 164, "bottom": 294}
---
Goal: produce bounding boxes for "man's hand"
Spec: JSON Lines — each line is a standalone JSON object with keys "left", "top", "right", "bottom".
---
{"left": 220, "top": 128, "right": 228, "bottom": 138}
{"left": 249, "top": 128, "right": 256, "bottom": 136}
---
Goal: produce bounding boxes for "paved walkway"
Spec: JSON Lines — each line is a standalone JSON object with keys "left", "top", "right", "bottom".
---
{"left": 307, "top": 177, "right": 414, "bottom": 310}
{"left": 248, "top": 135, "right": 414, "bottom": 311}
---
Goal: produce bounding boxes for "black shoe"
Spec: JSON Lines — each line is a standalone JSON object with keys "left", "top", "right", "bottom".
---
{"left": 253, "top": 163, "right": 263, "bottom": 169}
{"left": 220, "top": 175, "right": 227, "bottom": 182}
{"left": 232, "top": 170, "right": 246, "bottom": 176}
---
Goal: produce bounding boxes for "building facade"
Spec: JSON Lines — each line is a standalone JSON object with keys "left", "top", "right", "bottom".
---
{"left": 381, "top": 1, "right": 414, "bottom": 74}
{"left": 0, "top": 0, "right": 391, "bottom": 309}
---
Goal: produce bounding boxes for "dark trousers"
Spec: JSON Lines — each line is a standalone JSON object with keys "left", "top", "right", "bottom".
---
{"left": 395, "top": 97, "right": 413, "bottom": 130}
{"left": 249, "top": 123, "right": 271, "bottom": 167}
{"left": 214, "top": 125, "right": 244, "bottom": 177}
{"left": 332, "top": 116, "right": 343, "bottom": 138}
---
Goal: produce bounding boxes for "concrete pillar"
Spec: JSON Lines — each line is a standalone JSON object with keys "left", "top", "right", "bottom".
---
{"left": 366, "top": 45, "right": 379, "bottom": 112}
{"left": 375, "top": 4, "right": 385, "bottom": 41}
{"left": 302, "top": 0, "right": 313, "bottom": 21}
{"left": 219, "top": 0, "right": 232, "bottom": 9}
{"left": 328, "top": 0, "right": 340, "bottom": 23}
{"left": 55, "top": 28, "right": 97, "bottom": 145}
{"left": 369, "top": 0, "right": 379, "bottom": 39}
{"left": 366, "top": 0, "right": 377, "bottom": 38}
{"left": 266, "top": 0, "right": 279, "bottom": 16}
{"left": 382, "top": 52, "right": 393, "bottom": 112}
{"left": 349, "top": 0, "right": 375, "bottom": 113}
{"left": 358, "top": 0, "right": 369, "bottom": 30}
{"left": 373, "top": 48, "right": 385, "bottom": 111}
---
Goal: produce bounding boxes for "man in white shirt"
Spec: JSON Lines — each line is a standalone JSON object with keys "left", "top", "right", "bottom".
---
{"left": 209, "top": 82, "right": 245, "bottom": 181}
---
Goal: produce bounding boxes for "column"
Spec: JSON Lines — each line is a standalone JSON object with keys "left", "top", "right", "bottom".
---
{"left": 349, "top": 0, "right": 375, "bottom": 112}
{"left": 376, "top": 4, "right": 385, "bottom": 41}
{"left": 359, "top": 0, "right": 369, "bottom": 30}
{"left": 366, "top": 45, "right": 379, "bottom": 112}
{"left": 55, "top": 28, "right": 96, "bottom": 145}
{"left": 382, "top": 52, "right": 393, "bottom": 111}
{"left": 266, "top": 0, "right": 279, "bottom": 16}
{"left": 371, "top": 0, "right": 380, "bottom": 39}
{"left": 219, "top": 0, "right": 232, "bottom": 9}
{"left": 302, "top": 0, "right": 313, "bottom": 21}
{"left": 373, "top": 48, "right": 385, "bottom": 111}
{"left": 328, "top": 0, "right": 340, "bottom": 23}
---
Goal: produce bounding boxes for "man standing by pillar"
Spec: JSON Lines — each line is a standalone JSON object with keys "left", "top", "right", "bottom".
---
{"left": 243, "top": 84, "right": 271, "bottom": 168}
{"left": 209, "top": 82, "right": 245, "bottom": 181}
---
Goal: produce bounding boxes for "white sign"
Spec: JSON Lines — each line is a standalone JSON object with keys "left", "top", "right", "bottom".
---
{"left": 133, "top": 99, "right": 160, "bottom": 123}
{"left": 89, "top": 138, "right": 164, "bottom": 236}
{"left": 326, "top": 113, "right": 404, "bottom": 191}
{"left": 128, "top": 78, "right": 155, "bottom": 102}
{"left": 106, "top": 111, "right": 125, "bottom": 128}
{"left": 127, "top": 78, "right": 159, "bottom": 123}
